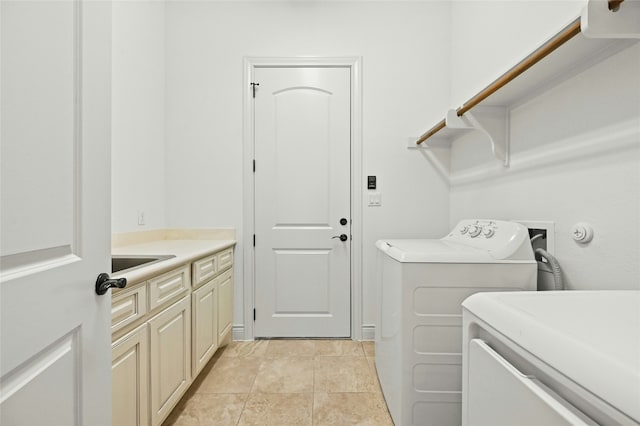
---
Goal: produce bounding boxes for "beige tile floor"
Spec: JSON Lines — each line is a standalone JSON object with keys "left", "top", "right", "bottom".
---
{"left": 163, "top": 340, "right": 393, "bottom": 426}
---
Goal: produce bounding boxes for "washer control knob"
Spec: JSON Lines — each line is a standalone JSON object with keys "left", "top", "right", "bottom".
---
{"left": 468, "top": 225, "right": 482, "bottom": 238}
{"left": 460, "top": 226, "right": 469, "bottom": 235}
{"left": 483, "top": 227, "right": 495, "bottom": 238}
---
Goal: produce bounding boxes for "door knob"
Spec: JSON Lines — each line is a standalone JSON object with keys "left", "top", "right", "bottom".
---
{"left": 95, "top": 273, "right": 127, "bottom": 295}
{"left": 339, "top": 218, "right": 348, "bottom": 226}
{"left": 331, "top": 234, "right": 348, "bottom": 242}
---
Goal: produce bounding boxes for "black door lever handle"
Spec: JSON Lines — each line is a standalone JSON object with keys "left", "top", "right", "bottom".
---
{"left": 95, "top": 273, "right": 127, "bottom": 295}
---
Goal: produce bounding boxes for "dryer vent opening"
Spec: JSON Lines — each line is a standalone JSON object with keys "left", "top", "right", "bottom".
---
{"left": 528, "top": 228, "right": 547, "bottom": 252}
{"left": 528, "top": 228, "right": 564, "bottom": 291}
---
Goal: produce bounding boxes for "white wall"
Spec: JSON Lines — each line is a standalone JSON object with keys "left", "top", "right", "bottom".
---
{"left": 450, "top": 0, "right": 585, "bottom": 108}
{"left": 449, "top": 2, "right": 640, "bottom": 290}
{"left": 164, "top": 1, "right": 452, "bottom": 334}
{"left": 113, "top": 0, "right": 638, "bottom": 336}
{"left": 112, "top": 1, "right": 167, "bottom": 233}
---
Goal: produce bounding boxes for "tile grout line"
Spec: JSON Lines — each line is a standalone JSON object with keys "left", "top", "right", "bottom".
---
{"left": 311, "top": 342, "right": 317, "bottom": 426}
{"left": 169, "top": 340, "right": 390, "bottom": 425}
{"left": 311, "top": 355, "right": 315, "bottom": 426}
{"left": 234, "top": 341, "right": 268, "bottom": 426}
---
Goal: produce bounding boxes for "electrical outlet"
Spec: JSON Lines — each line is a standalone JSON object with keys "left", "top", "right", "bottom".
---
{"left": 137, "top": 210, "right": 146, "bottom": 226}
{"left": 368, "top": 192, "right": 382, "bottom": 207}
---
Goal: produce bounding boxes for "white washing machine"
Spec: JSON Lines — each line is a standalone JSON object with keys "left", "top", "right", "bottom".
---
{"left": 375, "top": 219, "right": 537, "bottom": 426}
{"left": 462, "top": 291, "right": 640, "bottom": 425}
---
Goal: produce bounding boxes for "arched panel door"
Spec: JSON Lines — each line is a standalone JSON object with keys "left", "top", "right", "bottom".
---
{"left": 254, "top": 66, "right": 351, "bottom": 338}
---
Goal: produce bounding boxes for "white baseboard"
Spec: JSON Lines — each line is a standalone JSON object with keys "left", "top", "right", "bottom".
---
{"left": 232, "top": 325, "right": 245, "bottom": 341}
{"left": 361, "top": 324, "right": 375, "bottom": 341}
{"left": 231, "top": 324, "right": 376, "bottom": 341}
{"left": 231, "top": 324, "right": 375, "bottom": 341}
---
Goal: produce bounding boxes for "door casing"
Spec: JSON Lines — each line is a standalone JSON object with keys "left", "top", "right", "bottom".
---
{"left": 242, "top": 57, "right": 363, "bottom": 341}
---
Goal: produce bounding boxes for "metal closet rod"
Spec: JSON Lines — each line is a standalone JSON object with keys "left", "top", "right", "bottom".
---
{"left": 415, "top": 0, "right": 625, "bottom": 146}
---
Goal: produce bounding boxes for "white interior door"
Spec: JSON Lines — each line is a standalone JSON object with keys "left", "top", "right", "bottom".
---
{"left": 1, "top": 1, "right": 112, "bottom": 424}
{"left": 254, "top": 66, "right": 351, "bottom": 338}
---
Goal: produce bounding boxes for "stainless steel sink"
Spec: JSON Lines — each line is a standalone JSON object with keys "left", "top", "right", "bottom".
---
{"left": 111, "top": 255, "right": 175, "bottom": 274}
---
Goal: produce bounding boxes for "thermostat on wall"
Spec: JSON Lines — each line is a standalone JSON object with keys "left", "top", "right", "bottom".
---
{"left": 367, "top": 176, "right": 376, "bottom": 190}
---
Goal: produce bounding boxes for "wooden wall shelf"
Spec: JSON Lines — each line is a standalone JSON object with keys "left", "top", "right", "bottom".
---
{"left": 414, "top": 0, "right": 640, "bottom": 166}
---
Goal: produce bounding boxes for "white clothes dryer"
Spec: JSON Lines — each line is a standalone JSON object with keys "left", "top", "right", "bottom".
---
{"left": 462, "top": 291, "right": 640, "bottom": 425}
{"left": 375, "top": 219, "right": 537, "bottom": 426}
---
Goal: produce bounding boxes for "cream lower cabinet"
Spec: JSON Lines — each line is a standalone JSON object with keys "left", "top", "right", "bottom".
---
{"left": 191, "top": 247, "right": 234, "bottom": 356}
{"left": 148, "top": 295, "right": 191, "bottom": 426}
{"left": 191, "top": 278, "right": 218, "bottom": 377}
{"left": 112, "top": 245, "right": 234, "bottom": 426}
{"left": 217, "top": 268, "right": 233, "bottom": 344}
{"left": 112, "top": 324, "right": 149, "bottom": 426}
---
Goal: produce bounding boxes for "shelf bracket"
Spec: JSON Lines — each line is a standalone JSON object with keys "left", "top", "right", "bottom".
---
{"left": 446, "top": 107, "right": 510, "bottom": 167}
{"left": 582, "top": 0, "right": 640, "bottom": 39}
{"left": 407, "top": 136, "right": 449, "bottom": 149}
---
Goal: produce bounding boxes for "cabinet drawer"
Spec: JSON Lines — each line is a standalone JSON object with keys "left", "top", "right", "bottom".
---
{"left": 217, "top": 248, "right": 233, "bottom": 272}
{"left": 112, "top": 285, "right": 147, "bottom": 334}
{"left": 192, "top": 254, "right": 217, "bottom": 288}
{"left": 149, "top": 265, "right": 190, "bottom": 311}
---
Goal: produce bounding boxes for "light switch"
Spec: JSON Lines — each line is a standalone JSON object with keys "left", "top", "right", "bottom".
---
{"left": 368, "top": 192, "right": 381, "bottom": 207}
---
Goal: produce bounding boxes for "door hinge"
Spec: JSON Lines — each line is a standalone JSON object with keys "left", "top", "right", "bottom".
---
{"left": 253, "top": 308, "right": 256, "bottom": 321}
{"left": 253, "top": 159, "right": 255, "bottom": 172}
{"left": 253, "top": 234, "right": 256, "bottom": 246}
{"left": 250, "top": 82, "right": 260, "bottom": 98}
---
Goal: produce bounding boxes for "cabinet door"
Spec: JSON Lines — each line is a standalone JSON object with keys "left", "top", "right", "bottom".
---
{"left": 112, "top": 324, "right": 149, "bottom": 426}
{"left": 192, "top": 278, "right": 218, "bottom": 377}
{"left": 149, "top": 296, "right": 191, "bottom": 426}
{"left": 218, "top": 268, "right": 233, "bottom": 343}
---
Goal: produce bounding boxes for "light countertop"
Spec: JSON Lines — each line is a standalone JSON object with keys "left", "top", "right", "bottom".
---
{"left": 111, "top": 230, "right": 236, "bottom": 289}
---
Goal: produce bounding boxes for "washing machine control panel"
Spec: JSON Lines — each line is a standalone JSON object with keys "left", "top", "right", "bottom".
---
{"left": 468, "top": 225, "right": 483, "bottom": 238}
{"left": 457, "top": 220, "right": 497, "bottom": 239}
{"left": 446, "top": 219, "right": 533, "bottom": 260}
{"left": 482, "top": 227, "right": 495, "bottom": 238}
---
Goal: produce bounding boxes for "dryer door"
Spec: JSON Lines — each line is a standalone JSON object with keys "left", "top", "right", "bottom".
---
{"left": 467, "top": 339, "right": 596, "bottom": 426}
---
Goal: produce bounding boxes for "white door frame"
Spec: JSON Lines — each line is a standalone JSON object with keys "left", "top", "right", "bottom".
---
{"left": 242, "top": 57, "right": 363, "bottom": 341}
